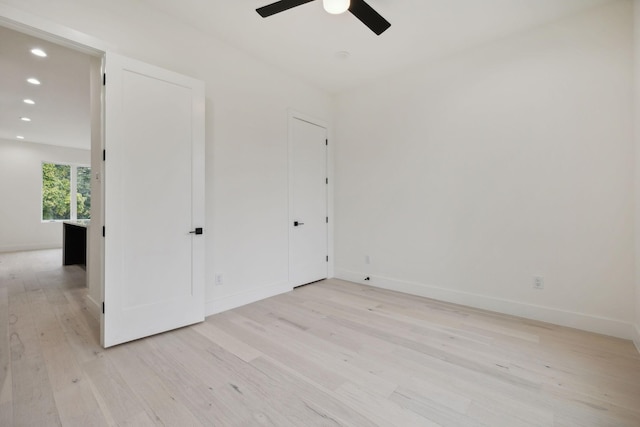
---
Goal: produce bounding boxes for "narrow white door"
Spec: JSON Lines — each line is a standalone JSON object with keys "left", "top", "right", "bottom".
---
{"left": 102, "top": 53, "right": 205, "bottom": 348}
{"left": 290, "top": 117, "right": 328, "bottom": 286}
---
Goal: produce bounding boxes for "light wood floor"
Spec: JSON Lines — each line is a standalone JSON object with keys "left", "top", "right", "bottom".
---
{"left": 1, "top": 250, "right": 640, "bottom": 426}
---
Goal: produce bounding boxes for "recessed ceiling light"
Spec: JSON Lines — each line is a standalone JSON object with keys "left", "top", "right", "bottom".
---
{"left": 16, "top": 136, "right": 25, "bottom": 140}
{"left": 23, "top": 99, "right": 35, "bottom": 105}
{"left": 27, "top": 78, "right": 41, "bottom": 85}
{"left": 31, "top": 48, "right": 47, "bottom": 57}
{"left": 20, "top": 117, "right": 31, "bottom": 122}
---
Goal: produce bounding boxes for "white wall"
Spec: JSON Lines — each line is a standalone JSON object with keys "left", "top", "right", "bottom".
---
{"left": 0, "top": 138, "right": 90, "bottom": 252}
{"left": 335, "top": 1, "right": 636, "bottom": 339}
{"left": 0, "top": 0, "right": 332, "bottom": 313}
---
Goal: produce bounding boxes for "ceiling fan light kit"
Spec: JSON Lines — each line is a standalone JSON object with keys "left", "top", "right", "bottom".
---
{"left": 323, "top": 0, "right": 349, "bottom": 14}
{"left": 256, "top": 0, "right": 390, "bottom": 35}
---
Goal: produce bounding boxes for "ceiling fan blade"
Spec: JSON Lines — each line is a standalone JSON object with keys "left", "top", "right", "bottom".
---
{"left": 348, "top": 0, "right": 391, "bottom": 35}
{"left": 256, "top": 0, "right": 315, "bottom": 18}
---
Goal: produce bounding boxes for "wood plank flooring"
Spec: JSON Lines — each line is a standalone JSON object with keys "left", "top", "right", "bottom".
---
{"left": 1, "top": 249, "right": 639, "bottom": 426}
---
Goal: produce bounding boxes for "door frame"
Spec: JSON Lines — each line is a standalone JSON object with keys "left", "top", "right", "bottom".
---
{"left": 0, "top": 4, "right": 111, "bottom": 55}
{"left": 287, "top": 110, "right": 333, "bottom": 286}
{"left": 0, "top": 8, "right": 207, "bottom": 347}
{"left": 0, "top": 5, "right": 108, "bottom": 323}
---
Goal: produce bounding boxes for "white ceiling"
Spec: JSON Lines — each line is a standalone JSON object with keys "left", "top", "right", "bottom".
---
{"left": 141, "top": 0, "right": 615, "bottom": 93}
{"left": 0, "top": 25, "right": 91, "bottom": 149}
{"left": 0, "top": 0, "right": 615, "bottom": 150}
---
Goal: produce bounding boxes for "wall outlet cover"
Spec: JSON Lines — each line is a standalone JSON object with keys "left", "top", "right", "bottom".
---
{"left": 533, "top": 276, "right": 544, "bottom": 290}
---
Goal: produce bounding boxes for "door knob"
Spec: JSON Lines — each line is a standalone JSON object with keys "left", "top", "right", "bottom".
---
{"left": 294, "top": 221, "right": 304, "bottom": 227}
{"left": 189, "top": 227, "right": 203, "bottom": 235}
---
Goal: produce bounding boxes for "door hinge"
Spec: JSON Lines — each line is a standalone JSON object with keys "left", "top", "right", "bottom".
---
{"left": 325, "top": 178, "right": 328, "bottom": 185}
{"left": 102, "top": 302, "right": 105, "bottom": 314}
{"left": 326, "top": 255, "right": 329, "bottom": 262}
{"left": 325, "top": 139, "right": 328, "bottom": 146}
{"left": 103, "top": 73, "right": 106, "bottom": 86}
{"left": 102, "top": 226, "right": 105, "bottom": 237}
{"left": 103, "top": 149, "right": 106, "bottom": 161}
{"left": 326, "top": 216, "right": 328, "bottom": 224}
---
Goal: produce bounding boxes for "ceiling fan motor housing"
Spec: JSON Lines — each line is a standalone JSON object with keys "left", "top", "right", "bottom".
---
{"left": 256, "top": 0, "right": 391, "bottom": 36}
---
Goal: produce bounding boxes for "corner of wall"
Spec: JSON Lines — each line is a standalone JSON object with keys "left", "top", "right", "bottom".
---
{"left": 633, "top": 323, "right": 640, "bottom": 354}
{"left": 205, "top": 281, "right": 292, "bottom": 317}
{"left": 85, "top": 293, "right": 101, "bottom": 321}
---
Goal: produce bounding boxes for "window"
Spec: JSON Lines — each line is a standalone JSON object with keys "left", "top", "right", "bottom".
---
{"left": 76, "top": 166, "right": 91, "bottom": 219}
{"left": 42, "top": 162, "right": 91, "bottom": 221}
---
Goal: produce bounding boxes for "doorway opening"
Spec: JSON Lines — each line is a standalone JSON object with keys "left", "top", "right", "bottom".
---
{"left": 1, "top": 9, "right": 206, "bottom": 349}
{"left": 0, "top": 21, "right": 103, "bottom": 343}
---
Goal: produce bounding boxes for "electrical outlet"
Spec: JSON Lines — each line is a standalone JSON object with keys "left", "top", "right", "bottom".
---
{"left": 533, "top": 276, "right": 544, "bottom": 290}
{"left": 365, "top": 255, "right": 371, "bottom": 265}
{"left": 215, "top": 273, "right": 224, "bottom": 286}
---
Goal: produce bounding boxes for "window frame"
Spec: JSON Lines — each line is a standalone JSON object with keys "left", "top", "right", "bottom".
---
{"left": 41, "top": 161, "right": 91, "bottom": 223}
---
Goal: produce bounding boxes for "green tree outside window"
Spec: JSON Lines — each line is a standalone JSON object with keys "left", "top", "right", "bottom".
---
{"left": 42, "top": 162, "right": 91, "bottom": 221}
{"left": 42, "top": 163, "right": 71, "bottom": 220}
{"left": 77, "top": 166, "right": 91, "bottom": 219}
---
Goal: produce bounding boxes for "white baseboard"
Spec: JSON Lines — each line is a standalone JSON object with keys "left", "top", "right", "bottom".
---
{"left": 206, "top": 281, "right": 292, "bottom": 317}
{"left": 0, "top": 243, "right": 61, "bottom": 253}
{"left": 633, "top": 324, "right": 640, "bottom": 354}
{"left": 85, "top": 294, "right": 101, "bottom": 321}
{"left": 335, "top": 269, "right": 634, "bottom": 340}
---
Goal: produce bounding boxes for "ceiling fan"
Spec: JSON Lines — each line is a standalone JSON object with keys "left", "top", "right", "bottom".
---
{"left": 256, "top": 0, "right": 391, "bottom": 36}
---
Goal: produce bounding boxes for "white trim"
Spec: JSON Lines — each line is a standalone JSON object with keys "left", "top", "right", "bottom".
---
{"left": 0, "top": 243, "right": 61, "bottom": 253}
{"left": 70, "top": 164, "right": 78, "bottom": 220}
{"left": 335, "top": 269, "right": 635, "bottom": 340}
{"left": 206, "top": 282, "right": 292, "bottom": 317}
{"left": 287, "top": 110, "right": 332, "bottom": 287}
{"left": 633, "top": 324, "right": 640, "bottom": 354}
{"left": 0, "top": 4, "right": 111, "bottom": 55}
{"left": 86, "top": 294, "right": 101, "bottom": 321}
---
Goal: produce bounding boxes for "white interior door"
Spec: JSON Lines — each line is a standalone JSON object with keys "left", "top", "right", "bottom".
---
{"left": 290, "top": 117, "right": 328, "bottom": 286}
{"left": 102, "top": 52, "right": 205, "bottom": 348}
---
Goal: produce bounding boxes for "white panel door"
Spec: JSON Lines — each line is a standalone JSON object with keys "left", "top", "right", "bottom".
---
{"left": 103, "top": 53, "right": 205, "bottom": 348}
{"left": 290, "top": 117, "right": 328, "bottom": 286}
